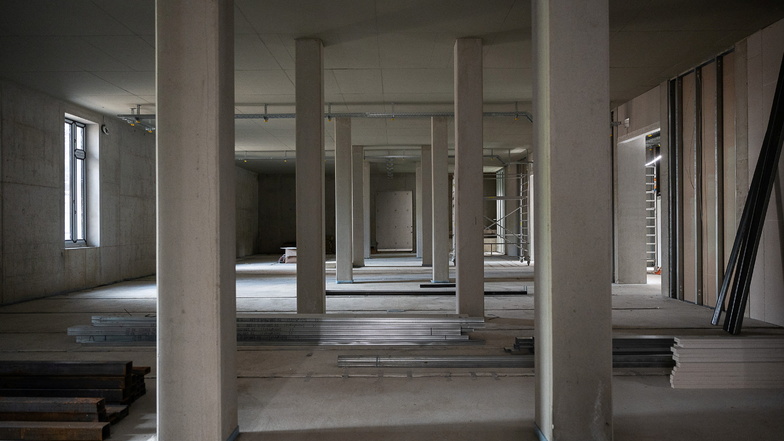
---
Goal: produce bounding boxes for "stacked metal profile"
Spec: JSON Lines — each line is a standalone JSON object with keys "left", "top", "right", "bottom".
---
{"left": 670, "top": 337, "right": 784, "bottom": 388}
{"left": 510, "top": 336, "right": 675, "bottom": 368}
{"left": 713, "top": 54, "right": 784, "bottom": 334}
{"left": 68, "top": 316, "right": 484, "bottom": 346}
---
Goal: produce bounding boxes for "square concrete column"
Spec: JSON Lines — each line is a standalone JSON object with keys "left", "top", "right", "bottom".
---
{"left": 156, "top": 1, "right": 238, "bottom": 440}
{"left": 454, "top": 38, "right": 484, "bottom": 316}
{"left": 363, "top": 161, "right": 371, "bottom": 258}
{"left": 432, "top": 117, "right": 450, "bottom": 283}
{"left": 334, "top": 117, "right": 352, "bottom": 283}
{"left": 532, "top": 1, "right": 613, "bottom": 440}
{"left": 295, "top": 38, "right": 326, "bottom": 313}
{"left": 421, "top": 145, "right": 433, "bottom": 266}
{"left": 416, "top": 163, "right": 423, "bottom": 258}
{"left": 352, "top": 145, "right": 365, "bottom": 267}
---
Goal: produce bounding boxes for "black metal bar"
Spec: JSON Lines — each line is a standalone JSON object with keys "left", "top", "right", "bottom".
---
{"left": 722, "top": 54, "right": 784, "bottom": 334}
{"left": 667, "top": 79, "right": 680, "bottom": 298}
{"left": 695, "top": 67, "right": 705, "bottom": 305}
{"left": 675, "top": 77, "right": 686, "bottom": 300}
{"left": 715, "top": 56, "right": 725, "bottom": 307}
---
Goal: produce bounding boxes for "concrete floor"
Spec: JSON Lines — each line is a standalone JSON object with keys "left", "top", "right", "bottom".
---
{"left": 1, "top": 254, "right": 783, "bottom": 440}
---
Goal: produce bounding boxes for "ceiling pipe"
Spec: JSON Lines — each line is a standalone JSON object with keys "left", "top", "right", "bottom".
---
{"left": 117, "top": 110, "right": 534, "bottom": 126}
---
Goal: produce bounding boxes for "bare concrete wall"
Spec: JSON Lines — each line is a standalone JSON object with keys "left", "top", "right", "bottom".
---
{"left": 370, "top": 172, "right": 416, "bottom": 252}
{"left": 257, "top": 172, "right": 336, "bottom": 255}
{"left": 614, "top": 86, "right": 661, "bottom": 285}
{"left": 236, "top": 167, "right": 259, "bottom": 257}
{"left": 0, "top": 80, "right": 156, "bottom": 304}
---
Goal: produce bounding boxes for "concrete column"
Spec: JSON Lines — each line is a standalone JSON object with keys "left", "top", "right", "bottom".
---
{"left": 156, "top": 1, "right": 237, "bottom": 440}
{"left": 334, "top": 117, "right": 352, "bottom": 283}
{"left": 416, "top": 163, "right": 423, "bottom": 258}
{"left": 421, "top": 145, "right": 433, "bottom": 266}
{"left": 295, "top": 38, "right": 326, "bottom": 313}
{"left": 614, "top": 137, "right": 647, "bottom": 283}
{"left": 363, "top": 161, "right": 371, "bottom": 258}
{"left": 352, "top": 145, "right": 365, "bottom": 267}
{"left": 454, "top": 38, "right": 484, "bottom": 316}
{"left": 505, "top": 164, "right": 521, "bottom": 257}
{"left": 432, "top": 117, "right": 450, "bottom": 282}
{"left": 533, "top": 1, "right": 612, "bottom": 440}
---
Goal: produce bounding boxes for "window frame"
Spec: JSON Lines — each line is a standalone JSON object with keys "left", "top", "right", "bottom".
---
{"left": 64, "top": 117, "right": 87, "bottom": 247}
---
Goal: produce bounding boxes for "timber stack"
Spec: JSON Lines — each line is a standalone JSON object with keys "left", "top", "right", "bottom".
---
{"left": 0, "top": 360, "right": 149, "bottom": 440}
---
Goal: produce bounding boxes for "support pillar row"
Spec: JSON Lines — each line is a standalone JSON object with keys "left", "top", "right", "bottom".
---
{"left": 421, "top": 145, "right": 433, "bottom": 266}
{"left": 432, "top": 117, "right": 450, "bottom": 283}
{"left": 335, "top": 117, "right": 353, "bottom": 283}
{"left": 295, "top": 38, "right": 326, "bottom": 313}
{"left": 352, "top": 145, "right": 365, "bottom": 267}
{"left": 454, "top": 38, "right": 484, "bottom": 317}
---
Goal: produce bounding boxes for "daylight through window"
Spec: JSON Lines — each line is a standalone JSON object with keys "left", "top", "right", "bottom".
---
{"left": 64, "top": 118, "right": 86, "bottom": 244}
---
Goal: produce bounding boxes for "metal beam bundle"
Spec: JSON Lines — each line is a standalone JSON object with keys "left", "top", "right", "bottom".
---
{"left": 713, "top": 54, "right": 784, "bottom": 335}
{"left": 338, "top": 355, "right": 530, "bottom": 368}
{"left": 69, "top": 315, "right": 484, "bottom": 346}
{"left": 511, "top": 336, "right": 676, "bottom": 369}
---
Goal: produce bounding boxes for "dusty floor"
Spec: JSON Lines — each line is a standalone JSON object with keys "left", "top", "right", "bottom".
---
{"left": 1, "top": 254, "right": 782, "bottom": 440}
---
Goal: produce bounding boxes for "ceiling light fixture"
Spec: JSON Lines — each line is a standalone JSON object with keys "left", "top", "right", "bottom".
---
{"left": 645, "top": 155, "right": 662, "bottom": 167}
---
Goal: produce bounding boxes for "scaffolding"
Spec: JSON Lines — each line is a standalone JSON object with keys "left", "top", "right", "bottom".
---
{"left": 483, "top": 162, "right": 532, "bottom": 264}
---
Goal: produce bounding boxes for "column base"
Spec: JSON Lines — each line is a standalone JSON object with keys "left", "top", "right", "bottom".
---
{"left": 534, "top": 425, "right": 549, "bottom": 441}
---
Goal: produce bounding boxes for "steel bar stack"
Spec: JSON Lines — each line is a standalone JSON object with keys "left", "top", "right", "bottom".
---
{"left": 69, "top": 315, "right": 484, "bottom": 346}
{"left": 510, "top": 336, "right": 675, "bottom": 368}
{"left": 0, "top": 361, "right": 149, "bottom": 440}
{"left": 338, "top": 355, "right": 529, "bottom": 368}
{"left": 670, "top": 337, "right": 784, "bottom": 388}
{"left": 713, "top": 54, "right": 784, "bottom": 335}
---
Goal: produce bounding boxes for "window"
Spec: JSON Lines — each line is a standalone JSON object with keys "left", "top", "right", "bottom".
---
{"left": 64, "top": 118, "right": 87, "bottom": 245}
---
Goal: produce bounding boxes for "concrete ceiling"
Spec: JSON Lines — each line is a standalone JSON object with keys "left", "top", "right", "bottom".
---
{"left": 2, "top": 0, "right": 784, "bottom": 174}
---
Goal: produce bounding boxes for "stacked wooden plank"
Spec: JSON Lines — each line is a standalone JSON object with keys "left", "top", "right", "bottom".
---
{"left": 670, "top": 337, "right": 784, "bottom": 388}
{"left": 0, "top": 361, "right": 150, "bottom": 440}
{"left": 69, "top": 315, "right": 484, "bottom": 346}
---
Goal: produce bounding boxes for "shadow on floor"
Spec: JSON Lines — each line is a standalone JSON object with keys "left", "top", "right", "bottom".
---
{"left": 237, "top": 421, "right": 538, "bottom": 441}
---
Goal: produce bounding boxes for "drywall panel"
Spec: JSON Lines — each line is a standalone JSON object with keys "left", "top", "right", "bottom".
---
{"left": 681, "top": 72, "right": 699, "bottom": 304}
{"left": 742, "top": 18, "right": 784, "bottom": 326}
{"left": 701, "top": 62, "right": 721, "bottom": 308}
